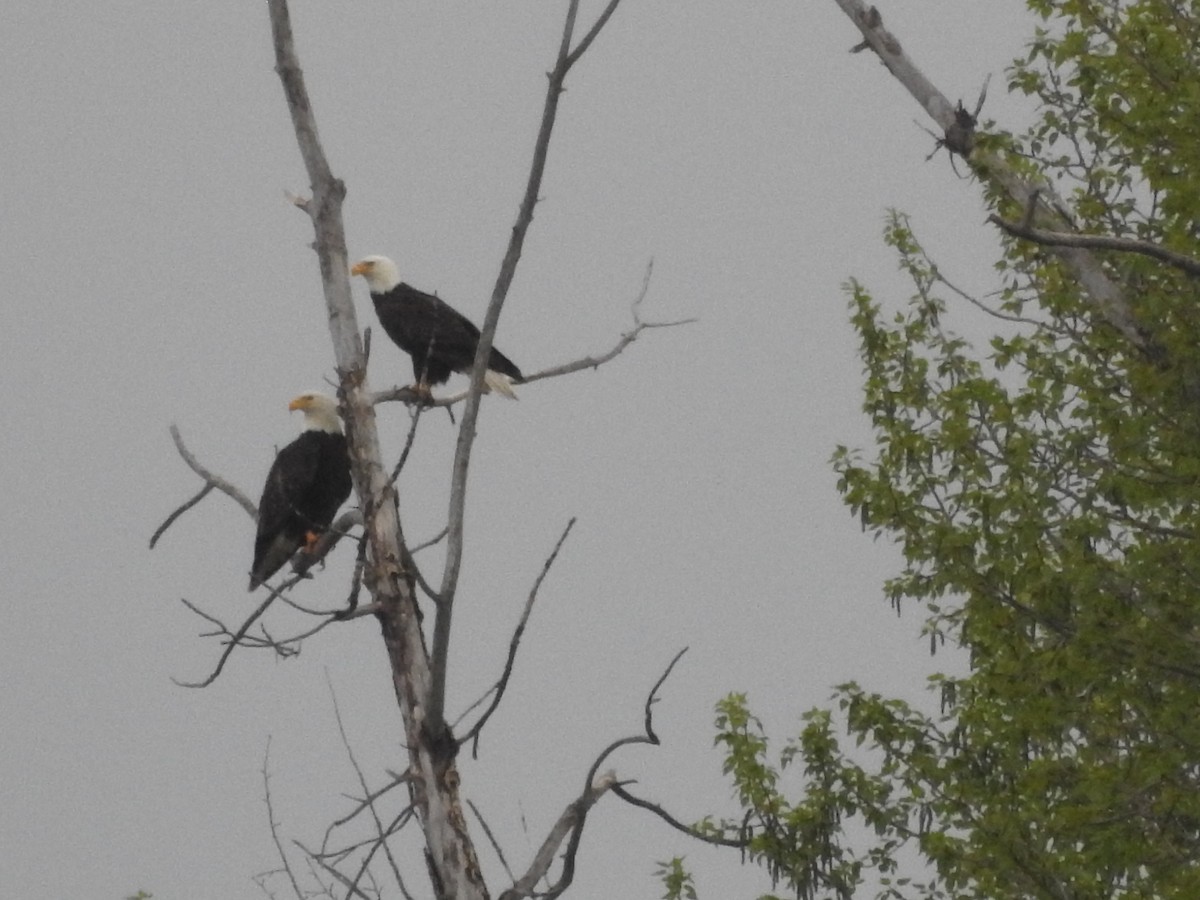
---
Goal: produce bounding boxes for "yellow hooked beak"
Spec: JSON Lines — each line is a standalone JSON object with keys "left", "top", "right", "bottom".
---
{"left": 350, "top": 260, "right": 371, "bottom": 277}
{"left": 288, "top": 394, "right": 314, "bottom": 412}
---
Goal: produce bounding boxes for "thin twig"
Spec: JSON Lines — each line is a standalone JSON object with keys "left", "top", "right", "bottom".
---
{"left": 584, "top": 647, "right": 687, "bottom": 787}
{"left": 324, "top": 673, "right": 414, "bottom": 900}
{"left": 411, "top": 527, "right": 449, "bottom": 554}
{"left": 293, "top": 841, "right": 375, "bottom": 900}
{"left": 610, "top": 783, "right": 749, "bottom": 848}
{"left": 432, "top": 0, "right": 627, "bottom": 737}
{"left": 149, "top": 483, "right": 214, "bottom": 549}
{"left": 325, "top": 772, "right": 413, "bottom": 838}
{"left": 468, "top": 799, "right": 517, "bottom": 885}
{"left": 168, "top": 424, "right": 258, "bottom": 520}
{"left": 389, "top": 404, "right": 425, "bottom": 485}
{"left": 566, "top": 0, "right": 622, "bottom": 66}
{"left": 263, "top": 737, "right": 306, "bottom": 900}
{"left": 458, "top": 518, "right": 577, "bottom": 754}
{"left": 173, "top": 589, "right": 279, "bottom": 688}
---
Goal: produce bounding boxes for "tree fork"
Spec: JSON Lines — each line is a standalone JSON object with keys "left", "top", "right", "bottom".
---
{"left": 265, "top": 2, "right": 485, "bottom": 897}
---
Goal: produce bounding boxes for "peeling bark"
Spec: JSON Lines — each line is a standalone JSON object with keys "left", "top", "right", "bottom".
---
{"left": 266, "top": 2, "right": 485, "bottom": 897}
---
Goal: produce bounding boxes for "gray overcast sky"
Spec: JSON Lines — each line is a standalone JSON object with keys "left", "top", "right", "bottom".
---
{"left": 2, "top": 2, "right": 1033, "bottom": 897}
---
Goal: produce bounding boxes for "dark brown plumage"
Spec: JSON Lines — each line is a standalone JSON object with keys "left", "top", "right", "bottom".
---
{"left": 249, "top": 393, "right": 353, "bottom": 591}
{"left": 351, "top": 255, "right": 523, "bottom": 397}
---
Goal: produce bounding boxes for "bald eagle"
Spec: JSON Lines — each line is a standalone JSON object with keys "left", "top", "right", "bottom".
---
{"left": 351, "top": 255, "right": 524, "bottom": 399}
{"left": 249, "top": 392, "right": 353, "bottom": 591}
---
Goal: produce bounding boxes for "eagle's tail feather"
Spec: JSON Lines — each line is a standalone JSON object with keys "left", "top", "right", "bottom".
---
{"left": 484, "top": 370, "right": 519, "bottom": 399}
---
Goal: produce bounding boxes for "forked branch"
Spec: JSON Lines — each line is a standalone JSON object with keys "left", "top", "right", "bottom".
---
{"left": 457, "top": 518, "right": 578, "bottom": 756}
{"left": 431, "top": 0, "right": 626, "bottom": 739}
{"left": 499, "top": 648, "right": 687, "bottom": 900}
{"left": 151, "top": 425, "right": 257, "bottom": 548}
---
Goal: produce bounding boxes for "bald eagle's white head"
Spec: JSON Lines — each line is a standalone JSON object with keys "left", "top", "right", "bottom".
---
{"left": 350, "top": 255, "right": 401, "bottom": 294}
{"left": 288, "top": 391, "right": 342, "bottom": 434}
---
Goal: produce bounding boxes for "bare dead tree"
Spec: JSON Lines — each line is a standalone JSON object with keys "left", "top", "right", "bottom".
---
{"left": 148, "top": 0, "right": 718, "bottom": 897}
{"left": 144, "top": 0, "right": 765, "bottom": 892}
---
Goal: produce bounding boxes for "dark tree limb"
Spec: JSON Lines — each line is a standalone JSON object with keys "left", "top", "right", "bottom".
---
{"left": 583, "top": 647, "right": 687, "bottom": 786}
{"left": 989, "top": 213, "right": 1200, "bottom": 278}
{"left": 432, "top": 0, "right": 626, "bottom": 739}
{"left": 499, "top": 648, "right": 687, "bottom": 900}
{"left": 457, "top": 518, "right": 577, "bottom": 756}
{"left": 149, "top": 483, "right": 213, "bottom": 549}
{"left": 468, "top": 799, "right": 517, "bottom": 886}
{"left": 609, "top": 784, "right": 749, "bottom": 848}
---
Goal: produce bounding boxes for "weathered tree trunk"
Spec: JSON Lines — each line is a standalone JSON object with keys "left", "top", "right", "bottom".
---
{"left": 266, "top": 2, "right": 486, "bottom": 897}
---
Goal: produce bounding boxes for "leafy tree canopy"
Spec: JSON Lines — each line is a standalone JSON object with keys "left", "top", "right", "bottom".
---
{"left": 674, "top": 2, "right": 1200, "bottom": 897}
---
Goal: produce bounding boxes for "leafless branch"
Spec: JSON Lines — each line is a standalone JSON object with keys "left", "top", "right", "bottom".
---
{"left": 293, "top": 841, "right": 376, "bottom": 900}
{"left": 584, "top": 647, "right": 687, "bottom": 785}
{"left": 262, "top": 737, "right": 306, "bottom": 900}
{"left": 371, "top": 261, "right": 692, "bottom": 408}
{"left": 525, "top": 262, "right": 694, "bottom": 384}
{"left": 431, "top": 0, "right": 626, "bottom": 738}
{"left": 988, "top": 214, "right": 1200, "bottom": 278}
{"left": 173, "top": 590, "right": 279, "bottom": 688}
{"left": 174, "top": 559, "right": 381, "bottom": 688}
{"left": 339, "top": 532, "right": 371, "bottom": 617}
{"left": 498, "top": 773, "right": 618, "bottom": 900}
{"left": 389, "top": 404, "right": 426, "bottom": 485}
{"left": 324, "top": 674, "right": 415, "bottom": 900}
{"left": 154, "top": 425, "right": 257, "bottom": 544}
{"left": 610, "top": 784, "right": 749, "bottom": 848}
{"left": 499, "top": 648, "right": 687, "bottom": 900}
{"left": 171, "top": 425, "right": 258, "bottom": 519}
{"left": 565, "top": 0, "right": 622, "bottom": 67}
{"left": 458, "top": 518, "right": 577, "bottom": 755}
{"left": 325, "top": 772, "right": 414, "bottom": 841}
{"left": 149, "top": 483, "right": 213, "bottom": 549}
{"left": 468, "top": 799, "right": 517, "bottom": 885}
{"left": 411, "top": 527, "right": 449, "bottom": 555}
